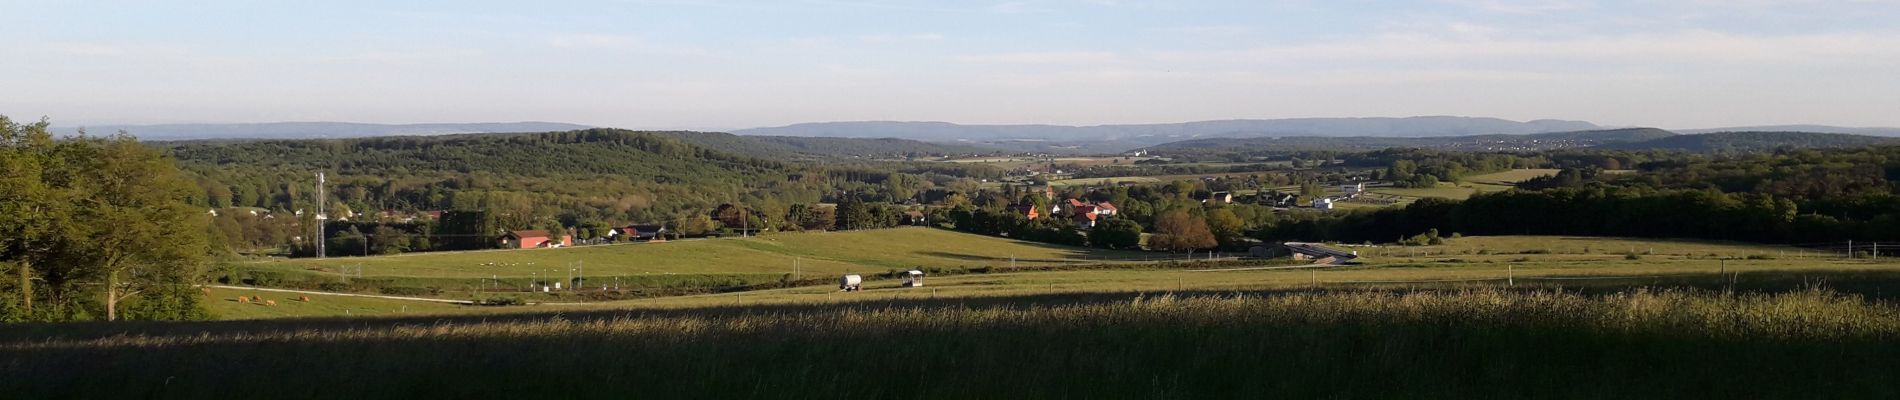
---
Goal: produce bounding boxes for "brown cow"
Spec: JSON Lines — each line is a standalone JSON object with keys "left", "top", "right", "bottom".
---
{"left": 299, "top": 296, "right": 311, "bottom": 302}
{"left": 265, "top": 300, "right": 277, "bottom": 306}
{"left": 237, "top": 296, "right": 250, "bottom": 303}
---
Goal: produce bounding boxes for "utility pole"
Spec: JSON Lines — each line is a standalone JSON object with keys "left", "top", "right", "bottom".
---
{"left": 315, "top": 172, "right": 326, "bottom": 259}
{"left": 1849, "top": 240, "right": 1855, "bottom": 259}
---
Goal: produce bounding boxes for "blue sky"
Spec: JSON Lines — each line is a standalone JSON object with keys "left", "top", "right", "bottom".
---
{"left": 4, "top": 0, "right": 1900, "bottom": 130}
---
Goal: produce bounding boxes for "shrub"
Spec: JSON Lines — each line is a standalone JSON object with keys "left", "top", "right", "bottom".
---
{"left": 317, "top": 281, "right": 356, "bottom": 292}
{"left": 379, "top": 286, "right": 437, "bottom": 296}
{"left": 1625, "top": 253, "right": 1643, "bottom": 260}
{"left": 474, "top": 296, "right": 525, "bottom": 306}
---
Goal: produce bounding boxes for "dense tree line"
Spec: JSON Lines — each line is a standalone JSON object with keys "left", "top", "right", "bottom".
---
{"left": 2, "top": 116, "right": 211, "bottom": 322}
{"left": 163, "top": 129, "right": 988, "bottom": 254}
{"left": 1259, "top": 146, "right": 1900, "bottom": 244}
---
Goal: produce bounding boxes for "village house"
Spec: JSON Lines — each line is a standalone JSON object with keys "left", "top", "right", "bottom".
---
{"left": 1312, "top": 198, "right": 1335, "bottom": 210}
{"left": 1094, "top": 202, "right": 1118, "bottom": 216}
{"left": 622, "top": 224, "right": 669, "bottom": 241}
{"left": 1341, "top": 183, "right": 1366, "bottom": 197}
{"left": 1260, "top": 191, "right": 1300, "bottom": 208}
{"left": 1071, "top": 212, "right": 1098, "bottom": 229}
{"left": 1006, "top": 204, "right": 1041, "bottom": 219}
{"left": 902, "top": 210, "right": 928, "bottom": 226}
{"left": 1207, "top": 191, "right": 1235, "bottom": 204}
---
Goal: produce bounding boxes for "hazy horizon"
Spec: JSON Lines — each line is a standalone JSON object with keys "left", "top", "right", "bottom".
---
{"left": 6, "top": 1, "right": 1900, "bottom": 129}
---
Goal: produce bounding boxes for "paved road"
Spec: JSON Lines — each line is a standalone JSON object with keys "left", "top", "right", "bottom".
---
{"left": 1185, "top": 264, "right": 1333, "bottom": 272}
{"left": 207, "top": 285, "right": 476, "bottom": 304}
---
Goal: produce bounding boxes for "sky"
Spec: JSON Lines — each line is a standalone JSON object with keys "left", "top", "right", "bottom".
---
{"left": 4, "top": 0, "right": 1900, "bottom": 131}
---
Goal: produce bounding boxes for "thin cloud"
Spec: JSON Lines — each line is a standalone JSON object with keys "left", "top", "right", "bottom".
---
{"left": 858, "top": 33, "right": 947, "bottom": 43}
{"left": 959, "top": 51, "right": 1121, "bottom": 65}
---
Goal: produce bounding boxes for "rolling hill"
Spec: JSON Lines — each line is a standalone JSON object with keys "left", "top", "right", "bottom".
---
{"left": 1145, "top": 128, "right": 1676, "bottom": 154}
{"left": 62, "top": 121, "right": 594, "bottom": 140}
{"left": 1678, "top": 125, "right": 1900, "bottom": 137}
{"left": 1594, "top": 131, "right": 1900, "bottom": 152}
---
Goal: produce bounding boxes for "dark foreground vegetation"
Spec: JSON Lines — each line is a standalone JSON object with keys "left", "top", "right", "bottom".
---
{"left": 5, "top": 282, "right": 1898, "bottom": 399}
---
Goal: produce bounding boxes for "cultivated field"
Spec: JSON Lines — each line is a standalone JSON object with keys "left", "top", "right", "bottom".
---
{"left": 9, "top": 286, "right": 1899, "bottom": 398}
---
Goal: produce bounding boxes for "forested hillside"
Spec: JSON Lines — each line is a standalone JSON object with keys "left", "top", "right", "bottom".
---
{"left": 165, "top": 129, "right": 987, "bottom": 238}
{"left": 1144, "top": 128, "right": 1675, "bottom": 159}
{"left": 663, "top": 131, "right": 1000, "bottom": 159}
{"left": 1594, "top": 131, "right": 1900, "bottom": 152}
{"left": 1262, "top": 146, "right": 1900, "bottom": 244}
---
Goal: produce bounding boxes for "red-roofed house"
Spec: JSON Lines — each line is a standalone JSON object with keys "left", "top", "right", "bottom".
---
{"left": 1006, "top": 204, "right": 1041, "bottom": 220}
{"left": 1095, "top": 202, "right": 1118, "bottom": 216}
{"left": 1071, "top": 211, "right": 1098, "bottom": 229}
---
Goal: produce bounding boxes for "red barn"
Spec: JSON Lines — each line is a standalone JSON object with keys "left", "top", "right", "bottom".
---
{"left": 500, "top": 230, "right": 570, "bottom": 249}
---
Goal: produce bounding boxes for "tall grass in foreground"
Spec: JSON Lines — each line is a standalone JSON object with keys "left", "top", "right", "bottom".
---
{"left": 5, "top": 288, "right": 1899, "bottom": 399}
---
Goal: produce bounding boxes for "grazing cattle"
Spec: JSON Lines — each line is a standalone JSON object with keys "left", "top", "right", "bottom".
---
{"left": 200, "top": 287, "right": 212, "bottom": 295}
{"left": 237, "top": 296, "right": 250, "bottom": 303}
{"left": 265, "top": 300, "right": 277, "bottom": 306}
{"left": 299, "top": 296, "right": 311, "bottom": 302}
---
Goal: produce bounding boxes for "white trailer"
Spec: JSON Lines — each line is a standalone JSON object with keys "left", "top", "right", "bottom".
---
{"left": 839, "top": 274, "right": 863, "bottom": 291}
{"left": 900, "top": 270, "right": 925, "bottom": 288}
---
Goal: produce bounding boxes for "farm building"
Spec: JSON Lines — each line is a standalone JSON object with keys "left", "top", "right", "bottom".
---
{"left": 1284, "top": 242, "right": 1359, "bottom": 265}
{"left": 622, "top": 224, "right": 670, "bottom": 241}
{"left": 1312, "top": 198, "right": 1335, "bottom": 210}
{"left": 1260, "top": 192, "right": 1299, "bottom": 208}
{"left": 499, "top": 230, "right": 571, "bottom": 249}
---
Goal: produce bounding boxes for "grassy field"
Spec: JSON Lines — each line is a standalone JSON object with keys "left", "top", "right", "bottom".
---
{"left": 9, "top": 286, "right": 1899, "bottom": 398}
{"left": 600, "top": 235, "right": 1891, "bottom": 309}
{"left": 1464, "top": 168, "right": 1559, "bottom": 185}
{"left": 231, "top": 228, "right": 1154, "bottom": 292}
{"left": 1369, "top": 168, "right": 1557, "bottom": 201}
{"left": 202, "top": 235, "right": 1900, "bottom": 319}
{"left": 204, "top": 287, "right": 472, "bottom": 320}
{"left": 13, "top": 233, "right": 1900, "bottom": 397}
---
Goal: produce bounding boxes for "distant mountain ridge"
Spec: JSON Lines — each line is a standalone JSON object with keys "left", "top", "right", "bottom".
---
{"left": 1147, "top": 128, "right": 1677, "bottom": 153}
{"left": 57, "top": 121, "right": 595, "bottom": 140}
{"left": 735, "top": 116, "right": 1602, "bottom": 153}
{"left": 1148, "top": 128, "right": 1900, "bottom": 155}
{"left": 660, "top": 131, "right": 1001, "bottom": 159}
{"left": 1678, "top": 125, "right": 1900, "bottom": 137}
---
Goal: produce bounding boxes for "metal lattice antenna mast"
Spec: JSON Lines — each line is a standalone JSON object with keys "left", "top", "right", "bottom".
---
{"left": 316, "top": 172, "right": 326, "bottom": 259}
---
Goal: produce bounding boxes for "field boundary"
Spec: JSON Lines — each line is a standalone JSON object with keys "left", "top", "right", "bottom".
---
{"left": 208, "top": 285, "right": 476, "bottom": 305}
